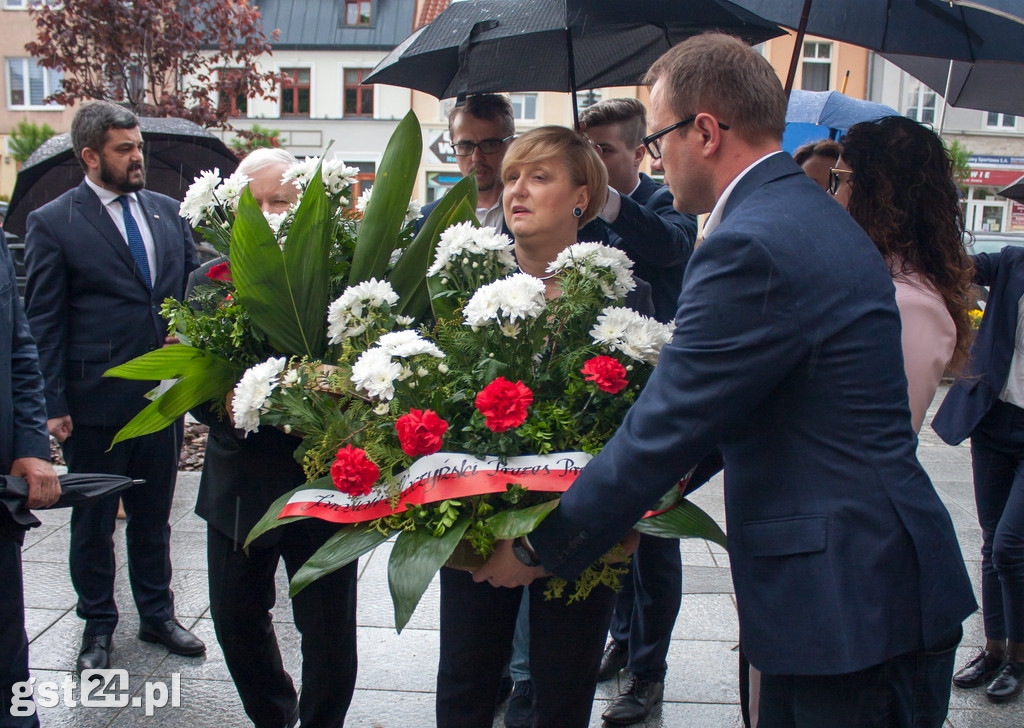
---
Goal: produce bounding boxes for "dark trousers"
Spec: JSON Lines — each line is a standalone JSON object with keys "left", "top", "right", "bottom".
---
{"left": 971, "top": 399, "right": 1024, "bottom": 644}
{"left": 207, "top": 523, "right": 357, "bottom": 728}
{"left": 757, "top": 626, "right": 961, "bottom": 728}
{"left": 0, "top": 532, "right": 38, "bottom": 728}
{"left": 607, "top": 534, "right": 682, "bottom": 681}
{"left": 436, "top": 566, "right": 615, "bottom": 728}
{"left": 62, "top": 423, "right": 180, "bottom": 634}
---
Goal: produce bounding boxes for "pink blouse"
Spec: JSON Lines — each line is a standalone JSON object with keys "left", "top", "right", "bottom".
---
{"left": 891, "top": 260, "right": 956, "bottom": 433}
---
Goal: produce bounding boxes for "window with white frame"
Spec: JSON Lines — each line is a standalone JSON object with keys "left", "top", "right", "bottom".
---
{"left": 509, "top": 92, "right": 537, "bottom": 122}
{"left": 7, "top": 58, "right": 61, "bottom": 108}
{"left": 906, "top": 81, "right": 937, "bottom": 126}
{"left": 4, "top": 0, "right": 45, "bottom": 8}
{"left": 800, "top": 41, "right": 831, "bottom": 92}
{"left": 986, "top": 112, "right": 1017, "bottom": 129}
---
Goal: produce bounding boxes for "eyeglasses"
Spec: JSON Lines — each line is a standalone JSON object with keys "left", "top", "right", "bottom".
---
{"left": 641, "top": 115, "right": 730, "bottom": 159}
{"left": 449, "top": 135, "right": 515, "bottom": 157}
{"left": 828, "top": 167, "right": 854, "bottom": 196}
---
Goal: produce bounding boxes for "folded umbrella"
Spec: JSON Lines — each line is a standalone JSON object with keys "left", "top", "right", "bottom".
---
{"left": 0, "top": 472, "right": 140, "bottom": 528}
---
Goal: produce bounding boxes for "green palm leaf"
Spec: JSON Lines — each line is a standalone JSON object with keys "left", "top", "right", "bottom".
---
{"left": 105, "top": 345, "right": 243, "bottom": 446}
{"left": 230, "top": 168, "right": 331, "bottom": 358}
{"left": 633, "top": 499, "right": 728, "bottom": 549}
{"left": 290, "top": 524, "right": 396, "bottom": 598}
{"left": 243, "top": 476, "right": 334, "bottom": 549}
{"left": 350, "top": 111, "right": 422, "bottom": 285}
{"left": 389, "top": 517, "right": 471, "bottom": 632}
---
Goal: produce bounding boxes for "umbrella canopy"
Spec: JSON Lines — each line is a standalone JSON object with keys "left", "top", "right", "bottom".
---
{"left": 5, "top": 116, "right": 238, "bottom": 239}
{"left": 883, "top": 54, "right": 1024, "bottom": 117}
{"left": 733, "top": 0, "right": 1024, "bottom": 62}
{"left": 786, "top": 89, "right": 900, "bottom": 129}
{"left": 0, "top": 472, "right": 138, "bottom": 528}
{"left": 998, "top": 176, "right": 1024, "bottom": 204}
{"left": 364, "top": 0, "right": 785, "bottom": 124}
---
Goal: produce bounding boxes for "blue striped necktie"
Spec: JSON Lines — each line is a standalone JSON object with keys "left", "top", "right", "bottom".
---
{"left": 117, "top": 195, "right": 151, "bottom": 289}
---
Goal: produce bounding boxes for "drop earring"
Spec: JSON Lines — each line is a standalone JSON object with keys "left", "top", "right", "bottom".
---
{"left": 572, "top": 206, "right": 583, "bottom": 218}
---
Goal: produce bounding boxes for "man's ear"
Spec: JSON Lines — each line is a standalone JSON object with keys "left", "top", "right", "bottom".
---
{"left": 633, "top": 144, "right": 646, "bottom": 169}
{"left": 80, "top": 147, "right": 100, "bottom": 171}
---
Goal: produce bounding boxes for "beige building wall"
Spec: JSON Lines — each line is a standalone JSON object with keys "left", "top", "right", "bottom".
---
{"left": 0, "top": 3, "right": 76, "bottom": 201}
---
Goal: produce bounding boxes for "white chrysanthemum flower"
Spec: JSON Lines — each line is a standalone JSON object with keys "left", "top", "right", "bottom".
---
{"left": 322, "top": 158, "right": 359, "bottom": 195}
{"left": 215, "top": 171, "right": 252, "bottom": 211}
{"left": 231, "top": 357, "right": 287, "bottom": 434}
{"left": 179, "top": 168, "right": 222, "bottom": 225}
{"left": 326, "top": 279, "right": 400, "bottom": 343}
{"left": 355, "top": 188, "right": 372, "bottom": 213}
{"left": 281, "top": 369, "right": 300, "bottom": 387}
{"left": 264, "top": 211, "right": 287, "bottom": 235}
{"left": 463, "top": 273, "right": 546, "bottom": 327}
{"left": 427, "top": 222, "right": 515, "bottom": 276}
{"left": 550, "top": 242, "right": 636, "bottom": 298}
{"left": 405, "top": 199, "right": 422, "bottom": 225}
{"left": 375, "top": 330, "right": 444, "bottom": 359}
{"left": 590, "top": 307, "right": 673, "bottom": 365}
{"left": 351, "top": 347, "right": 403, "bottom": 401}
{"left": 283, "top": 156, "right": 320, "bottom": 190}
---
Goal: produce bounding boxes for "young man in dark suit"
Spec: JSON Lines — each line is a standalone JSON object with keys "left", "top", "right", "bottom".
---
{"left": 476, "top": 33, "right": 977, "bottom": 728}
{"left": 24, "top": 101, "right": 202, "bottom": 674}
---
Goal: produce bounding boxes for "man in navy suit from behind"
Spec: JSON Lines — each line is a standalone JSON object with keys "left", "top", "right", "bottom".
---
{"left": 476, "top": 34, "right": 977, "bottom": 728}
{"left": 24, "top": 101, "right": 202, "bottom": 674}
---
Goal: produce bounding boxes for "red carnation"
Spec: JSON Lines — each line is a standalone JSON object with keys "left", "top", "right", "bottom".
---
{"left": 581, "top": 355, "right": 628, "bottom": 394}
{"left": 205, "top": 261, "right": 232, "bottom": 282}
{"left": 395, "top": 409, "right": 449, "bottom": 457}
{"left": 330, "top": 445, "right": 379, "bottom": 497}
{"left": 475, "top": 377, "right": 533, "bottom": 432}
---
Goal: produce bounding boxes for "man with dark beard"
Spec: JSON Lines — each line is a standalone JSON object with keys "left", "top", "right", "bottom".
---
{"left": 24, "top": 101, "right": 202, "bottom": 674}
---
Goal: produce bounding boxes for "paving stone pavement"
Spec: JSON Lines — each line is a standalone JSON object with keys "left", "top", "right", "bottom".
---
{"left": 17, "top": 385, "right": 1019, "bottom": 727}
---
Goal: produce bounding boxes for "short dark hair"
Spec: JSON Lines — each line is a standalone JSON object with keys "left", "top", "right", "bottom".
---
{"left": 579, "top": 98, "right": 647, "bottom": 148}
{"left": 448, "top": 94, "right": 515, "bottom": 138}
{"left": 71, "top": 101, "right": 140, "bottom": 172}
{"left": 792, "top": 139, "right": 842, "bottom": 166}
{"left": 644, "top": 33, "right": 786, "bottom": 145}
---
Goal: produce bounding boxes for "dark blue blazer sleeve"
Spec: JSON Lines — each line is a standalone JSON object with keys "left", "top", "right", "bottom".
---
{"left": 610, "top": 184, "right": 696, "bottom": 268}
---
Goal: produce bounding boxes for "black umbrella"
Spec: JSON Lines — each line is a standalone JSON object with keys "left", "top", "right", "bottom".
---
{"left": 883, "top": 54, "right": 1024, "bottom": 118}
{"left": 731, "top": 0, "right": 1024, "bottom": 92}
{"left": 0, "top": 472, "right": 139, "bottom": 528}
{"left": 4, "top": 116, "right": 239, "bottom": 239}
{"left": 363, "top": 0, "right": 785, "bottom": 127}
{"left": 998, "top": 176, "right": 1024, "bottom": 205}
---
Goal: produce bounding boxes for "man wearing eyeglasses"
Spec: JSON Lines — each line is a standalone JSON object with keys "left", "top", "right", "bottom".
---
{"left": 476, "top": 33, "right": 976, "bottom": 728}
{"left": 416, "top": 94, "right": 515, "bottom": 234}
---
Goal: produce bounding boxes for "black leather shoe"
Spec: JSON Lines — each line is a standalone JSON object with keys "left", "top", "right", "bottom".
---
{"left": 986, "top": 660, "right": 1024, "bottom": 703}
{"left": 953, "top": 650, "right": 1006, "bottom": 688}
{"left": 76, "top": 634, "right": 111, "bottom": 673}
{"left": 138, "top": 619, "right": 205, "bottom": 656}
{"left": 503, "top": 680, "right": 533, "bottom": 728}
{"left": 597, "top": 639, "right": 629, "bottom": 682}
{"left": 601, "top": 677, "right": 664, "bottom": 726}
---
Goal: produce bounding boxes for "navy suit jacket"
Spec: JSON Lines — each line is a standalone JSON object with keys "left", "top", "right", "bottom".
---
{"left": 579, "top": 173, "right": 697, "bottom": 323}
{"left": 0, "top": 230, "right": 50, "bottom": 536}
{"left": 24, "top": 181, "right": 199, "bottom": 428}
{"left": 530, "top": 153, "right": 976, "bottom": 676}
{"left": 932, "top": 246, "right": 1024, "bottom": 444}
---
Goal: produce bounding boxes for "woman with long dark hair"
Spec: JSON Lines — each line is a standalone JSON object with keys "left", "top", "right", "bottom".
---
{"left": 832, "top": 115, "right": 975, "bottom": 432}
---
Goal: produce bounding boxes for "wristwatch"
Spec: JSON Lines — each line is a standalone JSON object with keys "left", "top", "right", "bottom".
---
{"left": 511, "top": 537, "right": 541, "bottom": 567}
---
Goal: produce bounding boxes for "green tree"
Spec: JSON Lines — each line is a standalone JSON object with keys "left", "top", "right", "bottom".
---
{"left": 947, "top": 139, "right": 973, "bottom": 194}
{"left": 8, "top": 119, "right": 56, "bottom": 164}
{"left": 230, "top": 124, "right": 282, "bottom": 156}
